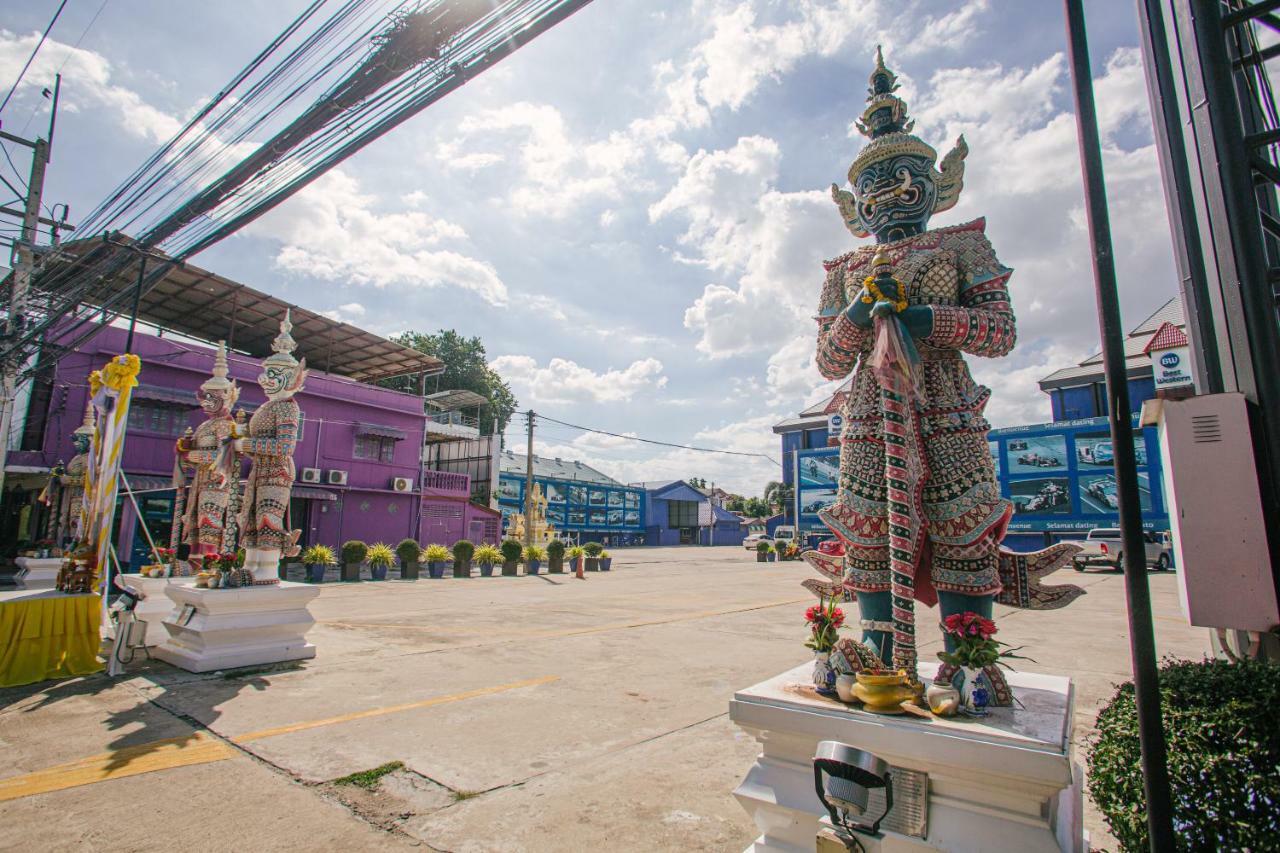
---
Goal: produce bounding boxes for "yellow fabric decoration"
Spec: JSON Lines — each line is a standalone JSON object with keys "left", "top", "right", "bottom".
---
{"left": 0, "top": 594, "right": 103, "bottom": 687}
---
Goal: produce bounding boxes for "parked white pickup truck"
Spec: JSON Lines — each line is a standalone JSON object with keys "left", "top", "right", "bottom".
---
{"left": 1072, "top": 527, "right": 1171, "bottom": 572}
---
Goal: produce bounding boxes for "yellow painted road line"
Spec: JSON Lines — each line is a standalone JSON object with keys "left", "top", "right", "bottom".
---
{"left": 323, "top": 598, "right": 807, "bottom": 639}
{"left": 0, "top": 732, "right": 234, "bottom": 803}
{"left": 233, "top": 674, "right": 560, "bottom": 743}
{"left": 0, "top": 675, "right": 559, "bottom": 803}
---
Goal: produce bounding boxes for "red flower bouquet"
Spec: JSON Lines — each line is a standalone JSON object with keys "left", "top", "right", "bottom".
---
{"left": 805, "top": 597, "right": 845, "bottom": 653}
{"left": 937, "top": 611, "right": 1030, "bottom": 670}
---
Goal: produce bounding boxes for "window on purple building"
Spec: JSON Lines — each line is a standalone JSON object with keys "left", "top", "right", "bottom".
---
{"left": 127, "top": 403, "right": 189, "bottom": 437}
{"left": 354, "top": 434, "right": 396, "bottom": 462}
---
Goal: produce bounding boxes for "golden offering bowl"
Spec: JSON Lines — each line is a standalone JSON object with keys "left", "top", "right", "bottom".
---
{"left": 853, "top": 669, "right": 921, "bottom": 715}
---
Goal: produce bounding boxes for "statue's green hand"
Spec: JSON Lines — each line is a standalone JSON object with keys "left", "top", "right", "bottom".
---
{"left": 900, "top": 305, "right": 934, "bottom": 338}
{"left": 846, "top": 290, "right": 874, "bottom": 328}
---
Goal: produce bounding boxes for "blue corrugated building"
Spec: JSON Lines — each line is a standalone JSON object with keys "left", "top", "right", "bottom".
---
{"left": 634, "top": 480, "right": 745, "bottom": 546}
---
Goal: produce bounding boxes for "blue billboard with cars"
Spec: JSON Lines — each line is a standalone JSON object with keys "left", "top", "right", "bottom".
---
{"left": 795, "top": 414, "right": 1168, "bottom": 541}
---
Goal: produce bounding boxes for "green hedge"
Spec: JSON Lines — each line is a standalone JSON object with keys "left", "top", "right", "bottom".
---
{"left": 1087, "top": 657, "right": 1280, "bottom": 851}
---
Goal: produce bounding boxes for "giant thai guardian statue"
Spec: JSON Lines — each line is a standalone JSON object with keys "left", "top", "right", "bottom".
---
{"left": 807, "top": 49, "right": 1081, "bottom": 700}
{"left": 235, "top": 311, "right": 306, "bottom": 584}
{"left": 178, "top": 341, "right": 239, "bottom": 554}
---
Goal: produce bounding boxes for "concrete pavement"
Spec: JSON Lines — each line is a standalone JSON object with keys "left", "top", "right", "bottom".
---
{"left": 0, "top": 547, "right": 1207, "bottom": 851}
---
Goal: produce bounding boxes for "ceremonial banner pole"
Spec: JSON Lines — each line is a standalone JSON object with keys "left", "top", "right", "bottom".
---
{"left": 85, "top": 355, "right": 141, "bottom": 626}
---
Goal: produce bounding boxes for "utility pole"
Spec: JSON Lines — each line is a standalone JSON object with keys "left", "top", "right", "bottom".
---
{"left": 0, "top": 75, "right": 66, "bottom": 499}
{"left": 1063, "top": 2, "right": 1174, "bottom": 849}
{"left": 523, "top": 410, "right": 535, "bottom": 549}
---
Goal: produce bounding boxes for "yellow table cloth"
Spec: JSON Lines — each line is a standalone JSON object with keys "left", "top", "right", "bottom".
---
{"left": 0, "top": 590, "right": 103, "bottom": 687}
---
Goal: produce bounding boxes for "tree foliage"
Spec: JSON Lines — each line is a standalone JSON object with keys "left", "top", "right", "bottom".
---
{"left": 763, "top": 480, "right": 794, "bottom": 515}
{"left": 378, "top": 329, "right": 518, "bottom": 437}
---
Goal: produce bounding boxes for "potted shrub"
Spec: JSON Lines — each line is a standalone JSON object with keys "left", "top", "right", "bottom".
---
{"left": 755, "top": 541, "right": 770, "bottom": 563}
{"left": 766, "top": 544, "right": 777, "bottom": 562}
{"left": 367, "top": 543, "right": 395, "bottom": 581}
{"left": 524, "top": 544, "right": 545, "bottom": 574}
{"left": 423, "top": 544, "right": 450, "bottom": 579}
{"left": 567, "top": 545, "right": 585, "bottom": 574}
{"left": 600, "top": 549, "right": 612, "bottom": 571}
{"left": 546, "top": 539, "right": 566, "bottom": 573}
{"left": 452, "top": 539, "right": 474, "bottom": 578}
{"left": 341, "top": 540, "right": 367, "bottom": 582}
{"left": 301, "top": 544, "right": 336, "bottom": 583}
{"left": 583, "top": 541, "right": 603, "bottom": 572}
{"left": 474, "top": 544, "right": 501, "bottom": 577}
{"left": 500, "top": 539, "right": 522, "bottom": 576}
{"left": 396, "top": 539, "right": 421, "bottom": 580}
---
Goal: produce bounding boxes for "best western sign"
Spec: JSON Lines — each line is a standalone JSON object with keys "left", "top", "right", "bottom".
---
{"left": 1151, "top": 346, "right": 1193, "bottom": 390}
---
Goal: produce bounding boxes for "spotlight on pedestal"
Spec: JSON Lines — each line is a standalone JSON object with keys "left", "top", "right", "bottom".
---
{"left": 813, "top": 741, "right": 893, "bottom": 837}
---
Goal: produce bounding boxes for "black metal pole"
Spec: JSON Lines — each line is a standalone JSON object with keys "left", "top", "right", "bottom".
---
{"left": 1062, "top": 2, "right": 1176, "bottom": 850}
{"left": 124, "top": 254, "right": 146, "bottom": 353}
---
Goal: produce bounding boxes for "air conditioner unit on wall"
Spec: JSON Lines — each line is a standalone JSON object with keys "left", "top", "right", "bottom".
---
{"left": 327, "top": 469, "right": 349, "bottom": 486}
{"left": 391, "top": 477, "right": 413, "bottom": 493}
{"left": 300, "top": 467, "right": 321, "bottom": 484}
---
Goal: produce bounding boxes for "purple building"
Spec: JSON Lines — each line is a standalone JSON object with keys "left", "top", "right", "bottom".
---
{"left": 2, "top": 265, "right": 499, "bottom": 567}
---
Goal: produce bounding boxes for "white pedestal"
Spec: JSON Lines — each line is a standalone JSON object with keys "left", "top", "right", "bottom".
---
{"left": 114, "top": 575, "right": 188, "bottom": 646}
{"left": 154, "top": 582, "right": 321, "bottom": 673}
{"left": 14, "top": 556, "right": 62, "bottom": 584}
{"left": 730, "top": 663, "right": 1085, "bottom": 853}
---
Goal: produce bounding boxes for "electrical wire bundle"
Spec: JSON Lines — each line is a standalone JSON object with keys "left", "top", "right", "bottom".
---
{"left": 1, "top": 0, "right": 594, "bottom": 378}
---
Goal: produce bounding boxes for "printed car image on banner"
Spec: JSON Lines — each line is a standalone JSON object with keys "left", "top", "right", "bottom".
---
{"left": 544, "top": 481, "right": 565, "bottom": 503}
{"left": 608, "top": 491, "right": 624, "bottom": 508}
{"left": 989, "top": 441, "right": 1001, "bottom": 477}
{"left": 795, "top": 446, "right": 840, "bottom": 535}
{"left": 1075, "top": 432, "right": 1148, "bottom": 468}
{"left": 1005, "top": 435, "right": 1068, "bottom": 474}
{"left": 498, "top": 476, "right": 521, "bottom": 501}
{"left": 799, "top": 453, "right": 840, "bottom": 487}
{"left": 1010, "top": 477, "right": 1073, "bottom": 515}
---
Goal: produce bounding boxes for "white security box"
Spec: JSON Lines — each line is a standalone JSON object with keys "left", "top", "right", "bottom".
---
{"left": 1154, "top": 393, "right": 1279, "bottom": 632}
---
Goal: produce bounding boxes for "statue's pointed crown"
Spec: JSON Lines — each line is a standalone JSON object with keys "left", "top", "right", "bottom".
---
{"left": 200, "top": 340, "right": 235, "bottom": 393}
{"left": 263, "top": 309, "right": 299, "bottom": 370}
{"left": 854, "top": 46, "right": 915, "bottom": 140}
{"left": 74, "top": 397, "right": 94, "bottom": 435}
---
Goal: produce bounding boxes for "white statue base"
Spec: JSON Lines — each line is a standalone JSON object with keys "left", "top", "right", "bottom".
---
{"left": 14, "top": 556, "right": 62, "bottom": 584}
{"left": 113, "top": 575, "right": 187, "bottom": 646}
{"left": 154, "top": 581, "right": 320, "bottom": 673}
{"left": 730, "top": 662, "right": 1085, "bottom": 853}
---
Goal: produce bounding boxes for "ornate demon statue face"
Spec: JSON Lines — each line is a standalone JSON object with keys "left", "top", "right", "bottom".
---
{"left": 72, "top": 432, "right": 91, "bottom": 455}
{"left": 198, "top": 386, "right": 232, "bottom": 415}
{"left": 257, "top": 362, "right": 296, "bottom": 401}
{"left": 852, "top": 153, "right": 937, "bottom": 243}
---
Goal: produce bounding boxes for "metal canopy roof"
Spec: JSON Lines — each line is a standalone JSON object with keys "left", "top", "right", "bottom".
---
{"left": 47, "top": 237, "right": 444, "bottom": 384}
{"left": 425, "top": 389, "right": 488, "bottom": 410}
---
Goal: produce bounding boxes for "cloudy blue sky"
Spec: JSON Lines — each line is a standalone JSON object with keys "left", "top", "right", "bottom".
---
{"left": 1, "top": 0, "right": 1176, "bottom": 495}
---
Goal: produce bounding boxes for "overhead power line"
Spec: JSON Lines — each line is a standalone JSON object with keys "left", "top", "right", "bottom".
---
{"left": 0, "top": 0, "right": 68, "bottom": 117}
{"left": 533, "top": 412, "right": 781, "bottom": 466}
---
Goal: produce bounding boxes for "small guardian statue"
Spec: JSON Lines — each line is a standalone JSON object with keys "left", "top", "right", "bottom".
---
{"left": 810, "top": 49, "right": 1081, "bottom": 700}
{"left": 235, "top": 311, "right": 307, "bottom": 584}
{"left": 55, "top": 400, "right": 95, "bottom": 549}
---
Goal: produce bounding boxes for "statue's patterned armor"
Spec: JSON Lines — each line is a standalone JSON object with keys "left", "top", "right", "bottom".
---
{"left": 58, "top": 451, "right": 89, "bottom": 545}
{"left": 238, "top": 398, "right": 300, "bottom": 552}
{"left": 183, "top": 415, "right": 235, "bottom": 548}
{"left": 815, "top": 218, "right": 1016, "bottom": 603}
